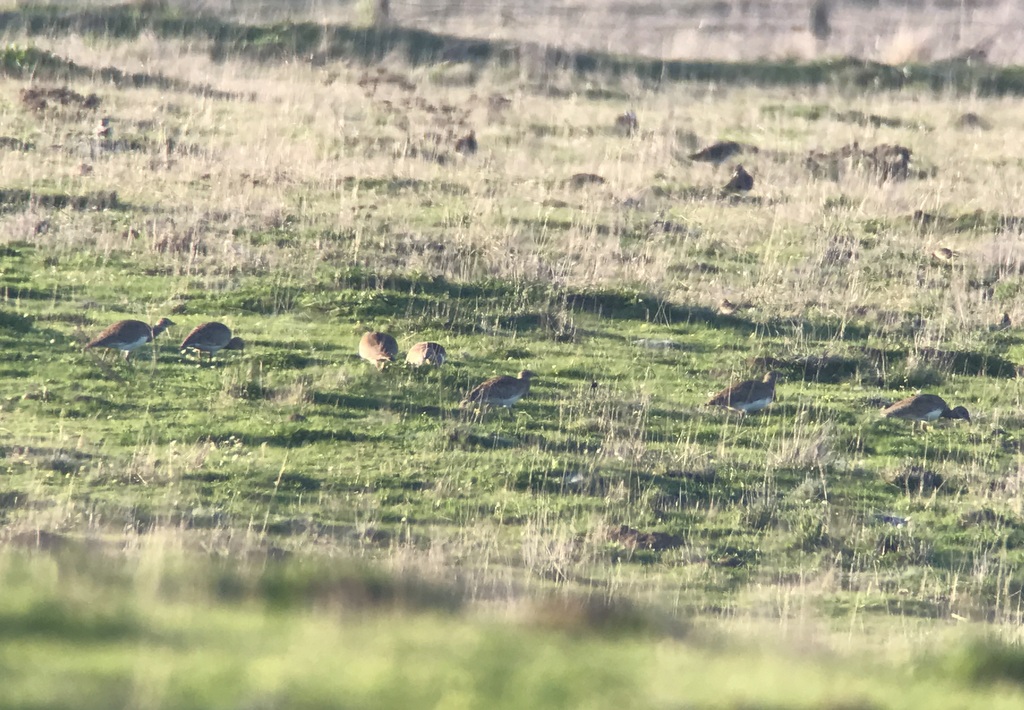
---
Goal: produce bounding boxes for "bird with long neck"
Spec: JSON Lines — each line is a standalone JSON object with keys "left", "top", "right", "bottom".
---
{"left": 84, "top": 318, "right": 175, "bottom": 360}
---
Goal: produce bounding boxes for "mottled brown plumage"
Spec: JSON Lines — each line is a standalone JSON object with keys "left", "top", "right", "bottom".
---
{"left": 454, "top": 130, "right": 477, "bottom": 155}
{"left": 722, "top": 164, "right": 754, "bottom": 193}
{"left": 615, "top": 111, "right": 639, "bottom": 136}
{"left": 569, "top": 172, "right": 605, "bottom": 188}
{"left": 955, "top": 112, "right": 991, "bottom": 130}
{"left": 94, "top": 117, "right": 112, "bottom": 139}
{"left": 462, "top": 370, "right": 535, "bottom": 409}
{"left": 406, "top": 341, "right": 447, "bottom": 367}
{"left": 718, "top": 299, "right": 741, "bottom": 316}
{"left": 180, "top": 322, "right": 244, "bottom": 363}
{"left": 84, "top": 318, "right": 175, "bottom": 360}
{"left": 359, "top": 331, "right": 398, "bottom": 369}
{"left": 707, "top": 371, "right": 779, "bottom": 414}
{"left": 689, "top": 141, "right": 757, "bottom": 165}
{"left": 881, "top": 394, "right": 970, "bottom": 423}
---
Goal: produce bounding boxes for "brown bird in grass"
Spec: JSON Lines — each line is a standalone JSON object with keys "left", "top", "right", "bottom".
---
{"left": 569, "top": 172, "right": 606, "bottom": 188}
{"left": 689, "top": 140, "right": 757, "bottom": 165}
{"left": 706, "top": 371, "right": 779, "bottom": 414}
{"left": 722, "top": 164, "right": 754, "bottom": 194}
{"left": 718, "top": 298, "right": 742, "bottom": 316}
{"left": 932, "top": 247, "right": 957, "bottom": 263}
{"left": 454, "top": 130, "right": 477, "bottom": 155}
{"left": 955, "top": 112, "right": 992, "bottom": 130}
{"left": 406, "top": 341, "right": 447, "bottom": 367}
{"left": 179, "top": 322, "right": 244, "bottom": 363}
{"left": 358, "top": 331, "right": 398, "bottom": 370}
{"left": 810, "top": 0, "right": 832, "bottom": 41}
{"left": 94, "top": 117, "right": 112, "bottom": 139}
{"left": 998, "top": 312, "right": 1012, "bottom": 330}
{"left": 84, "top": 318, "right": 175, "bottom": 360}
{"left": 615, "top": 110, "right": 639, "bottom": 136}
{"left": 461, "top": 370, "right": 535, "bottom": 410}
{"left": 881, "top": 394, "right": 970, "bottom": 424}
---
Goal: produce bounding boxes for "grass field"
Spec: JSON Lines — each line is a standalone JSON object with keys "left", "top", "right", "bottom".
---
{"left": 4, "top": 1, "right": 1024, "bottom": 706}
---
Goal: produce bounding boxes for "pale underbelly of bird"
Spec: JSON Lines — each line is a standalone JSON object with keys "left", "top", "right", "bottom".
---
{"left": 489, "top": 394, "right": 523, "bottom": 407}
{"left": 120, "top": 336, "right": 149, "bottom": 351}
{"left": 734, "top": 397, "right": 771, "bottom": 413}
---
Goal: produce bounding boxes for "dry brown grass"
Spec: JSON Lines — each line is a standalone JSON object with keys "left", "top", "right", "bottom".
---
{"left": 4, "top": 24, "right": 1023, "bottom": 332}
{"left": 6, "top": 3, "right": 1024, "bottom": 663}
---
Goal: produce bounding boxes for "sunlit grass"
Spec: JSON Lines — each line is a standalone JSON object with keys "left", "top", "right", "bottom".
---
{"left": 2, "top": 2, "right": 1024, "bottom": 706}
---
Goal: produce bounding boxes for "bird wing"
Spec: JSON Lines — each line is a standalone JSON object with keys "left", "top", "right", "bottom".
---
{"left": 180, "top": 325, "right": 206, "bottom": 349}
{"left": 707, "top": 379, "right": 757, "bottom": 406}
{"left": 463, "top": 376, "right": 507, "bottom": 403}
{"left": 883, "top": 394, "right": 946, "bottom": 419}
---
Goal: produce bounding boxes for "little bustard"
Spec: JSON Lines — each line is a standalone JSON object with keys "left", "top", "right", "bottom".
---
{"left": 722, "top": 164, "right": 754, "bottom": 194}
{"left": 358, "top": 331, "right": 399, "bottom": 370}
{"left": 180, "top": 322, "right": 244, "bottom": 363}
{"left": 406, "top": 341, "right": 447, "bottom": 367}
{"left": 706, "top": 371, "right": 779, "bottom": 414}
{"left": 461, "top": 370, "right": 535, "bottom": 412}
{"left": 689, "top": 141, "right": 757, "bottom": 165}
{"left": 615, "top": 110, "right": 639, "bottom": 136}
{"left": 454, "top": 130, "right": 478, "bottom": 155}
{"left": 881, "top": 394, "right": 970, "bottom": 424}
{"left": 84, "top": 318, "right": 175, "bottom": 360}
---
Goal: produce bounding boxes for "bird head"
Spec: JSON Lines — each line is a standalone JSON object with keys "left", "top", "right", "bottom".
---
{"left": 949, "top": 406, "right": 971, "bottom": 422}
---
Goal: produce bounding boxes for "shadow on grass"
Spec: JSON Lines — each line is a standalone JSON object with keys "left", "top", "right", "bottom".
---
{"left": 0, "top": 45, "right": 249, "bottom": 100}
{"left": 0, "top": 188, "right": 125, "bottom": 213}
{"left": 310, "top": 389, "right": 450, "bottom": 419}
{"left": 304, "top": 269, "right": 757, "bottom": 332}
{"left": 0, "top": 597, "right": 142, "bottom": 641}
{"left": 910, "top": 208, "right": 1024, "bottom": 234}
{"left": 339, "top": 176, "right": 468, "bottom": 196}
{"left": 755, "top": 345, "right": 1018, "bottom": 385}
{"left": 6, "top": 3, "right": 1024, "bottom": 96}
{"left": 200, "top": 428, "right": 381, "bottom": 447}
{"left": 0, "top": 309, "right": 33, "bottom": 333}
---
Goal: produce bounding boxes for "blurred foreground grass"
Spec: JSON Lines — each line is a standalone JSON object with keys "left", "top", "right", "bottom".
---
{"left": 3, "top": 544, "right": 1024, "bottom": 710}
